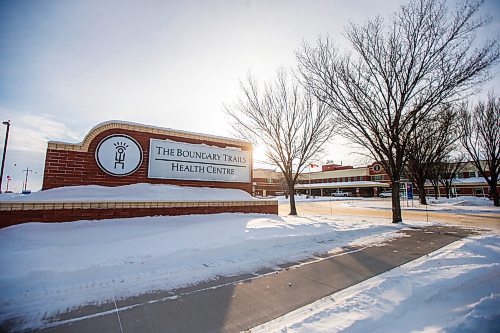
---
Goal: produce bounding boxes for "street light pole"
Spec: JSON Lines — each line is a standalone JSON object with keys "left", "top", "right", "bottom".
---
{"left": 22, "top": 167, "right": 32, "bottom": 193}
{"left": 0, "top": 120, "right": 11, "bottom": 193}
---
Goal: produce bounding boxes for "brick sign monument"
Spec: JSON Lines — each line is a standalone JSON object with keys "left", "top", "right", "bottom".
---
{"left": 43, "top": 121, "right": 253, "bottom": 191}
{"left": 0, "top": 121, "right": 277, "bottom": 228}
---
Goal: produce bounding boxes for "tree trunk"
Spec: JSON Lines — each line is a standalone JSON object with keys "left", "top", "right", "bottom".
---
{"left": 441, "top": 181, "right": 452, "bottom": 199}
{"left": 432, "top": 183, "right": 439, "bottom": 199}
{"left": 288, "top": 182, "right": 298, "bottom": 215}
{"left": 391, "top": 182, "right": 402, "bottom": 223}
{"left": 442, "top": 182, "right": 449, "bottom": 199}
{"left": 490, "top": 182, "right": 499, "bottom": 207}
{"left": 416, "top": 178, "right": 427, "bottom": 205}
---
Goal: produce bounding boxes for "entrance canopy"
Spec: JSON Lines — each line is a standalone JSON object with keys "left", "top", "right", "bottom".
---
{"left": 295, "top": 181, "right": 390, "bottom": 190}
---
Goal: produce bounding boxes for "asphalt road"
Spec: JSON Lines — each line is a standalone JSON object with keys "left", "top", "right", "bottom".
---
{"left": 279, "top": 199, "right": 500, "bottom": 231}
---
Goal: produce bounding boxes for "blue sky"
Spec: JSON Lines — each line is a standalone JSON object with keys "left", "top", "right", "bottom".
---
{"left": 1, "top": 0, "right": 499, "bottom": 192}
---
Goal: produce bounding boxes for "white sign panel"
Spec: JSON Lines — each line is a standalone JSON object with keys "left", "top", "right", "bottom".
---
{"left": 95, "top": 135, "right": 143, "bottom": 176}
{"left": 148, "top": 139, "right": 251, "bottom": 183}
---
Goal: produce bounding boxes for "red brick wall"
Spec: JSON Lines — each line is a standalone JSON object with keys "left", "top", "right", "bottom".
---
{"left": 0, "top": 204, "right": 278, "bottom": 228}
{"left": 43, "top": 128, "right": 253, "bottom": 193}
{"left": 252, "top": 177, "right": 282, "bottom": 196}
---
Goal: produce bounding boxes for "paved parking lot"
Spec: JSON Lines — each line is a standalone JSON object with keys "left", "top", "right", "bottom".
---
{"left": 279, "top": 199, "right": 500, "bottom": 231}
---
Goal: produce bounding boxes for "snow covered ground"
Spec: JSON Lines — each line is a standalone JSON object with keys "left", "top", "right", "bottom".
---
{"left": 276, "top": 194, "right": 499, "bottom": 211}
{"left": 0, "top": 213, "right": 409, "bottom": 331}
{"left": 252, "top": 234, "right": 500, "bottom": 333}
{"left": 0, "top": 188, "right": 498, "bottom": 332}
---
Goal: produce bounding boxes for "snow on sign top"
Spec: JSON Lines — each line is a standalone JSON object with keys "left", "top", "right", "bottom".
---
{"left": 0, "top": 183, "right": 258, "bottom": 202}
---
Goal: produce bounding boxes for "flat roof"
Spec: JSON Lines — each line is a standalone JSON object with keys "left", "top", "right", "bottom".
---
{"left": 295, "top": 181, "right": 390, "bottom": 189}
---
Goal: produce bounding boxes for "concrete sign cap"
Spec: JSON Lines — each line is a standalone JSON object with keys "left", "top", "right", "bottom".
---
{"left": 95, "top": 134, "right": 143, "bottom": 176}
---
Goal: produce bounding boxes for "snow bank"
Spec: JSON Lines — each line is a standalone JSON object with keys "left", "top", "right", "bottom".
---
{"left": 253, "top": 234, "right": 500, "bottom": 333}
{"left": 0, "top": 183, "right": 260, "bottom": 202}
{"left": 0, "top": 213, "right": 405, "bottom": 330}
{"left": 428, "top": 195, "right": 494, "bottom": 207}
{"left": 277, "top": 195, "right": 362, "bottom": 204}
{"left": 341, "top": 196, "right": 499, "bottom": 214}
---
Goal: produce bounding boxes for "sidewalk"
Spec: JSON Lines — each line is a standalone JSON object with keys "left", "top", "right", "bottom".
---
{"left": 38, "top": 225, "right": 474, "bottom": 333}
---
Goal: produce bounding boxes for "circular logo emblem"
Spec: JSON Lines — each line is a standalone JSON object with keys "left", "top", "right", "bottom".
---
{"left": 95, "top": 135, "right": 143, "bottom": 176}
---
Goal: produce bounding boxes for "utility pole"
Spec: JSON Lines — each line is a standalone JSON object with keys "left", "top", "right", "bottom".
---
{"left": 0, "top": 120, "right": 11, "bottom": 193}
{"left": 22, "top": 167, "right": 32, "bottom": 193}
{"left": 6, "top": 175, "right": 11, "bottom": 192}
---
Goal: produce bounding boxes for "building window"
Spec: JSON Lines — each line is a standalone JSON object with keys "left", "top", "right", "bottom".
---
{"left": 457, "top": 172, "right": 465, "bottom": 179}
{"left": 474, "top": 188, "right": 484, "bottom": 196}
{"left": 374, "top": 164, "right": 381, "bottom": 172}
{"left": 374, "top": 175, "right": 383, "bottom": 181}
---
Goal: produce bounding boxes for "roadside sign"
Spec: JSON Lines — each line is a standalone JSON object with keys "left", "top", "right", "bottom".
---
{"left": 407, "top": 183, "right": 414, "bottom": 200}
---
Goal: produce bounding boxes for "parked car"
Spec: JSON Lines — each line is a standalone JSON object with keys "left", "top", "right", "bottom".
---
{"left": 332, "top": 191, "right": 353, "bottom": 197}
{"left": 379, "top": 190, "right": 406, "bottom": 198}
{"left": 379, "top": 190, "right": 392, "bottom": 198}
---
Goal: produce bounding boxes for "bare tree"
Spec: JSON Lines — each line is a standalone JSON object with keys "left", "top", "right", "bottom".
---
{"left": 428, "top": 163, "right": 441, "bottom": 200}
{"left": 224, "top": 70, "right": 336, "bottom": 215}
{"left": 406, "top": 104, "right": 461, "bottom": 205}
{"left": 437, "top": 155, "right": 466, "bottom": 199}
{"left": 297, "top": 0, "right": 499, "bottom": 223}
{"left": 427, "top": 156, "right": 465, "bottom": 199}
{"left": 460, "top": 94, "right": 500, "bottom": 206}
{"left": 278, "top": 176, "right": 289, "bottom": 199}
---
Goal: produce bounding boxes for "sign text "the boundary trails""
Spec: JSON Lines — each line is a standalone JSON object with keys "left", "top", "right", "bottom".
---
{"left": 148, "top": 139, "right": 251, "bottom": 183}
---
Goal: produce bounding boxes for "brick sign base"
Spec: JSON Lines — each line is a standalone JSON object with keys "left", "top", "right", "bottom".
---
{"left": 0, "top": 200, "right": 278, "bottom": 228}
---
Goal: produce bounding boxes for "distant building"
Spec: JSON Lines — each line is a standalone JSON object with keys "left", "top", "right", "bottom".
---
{"left": 251, "top": 161, "right": 497, "bottom": 199}
{"left": 283, "top": 161, "right": 496, "bottom": 198}
{"left": 423, "top": 161, "right": 497, "bottom": 198}
{"left": 295, "top": 162, "right": 390, "bottom": 197}
{"left": 252, "top": 168, "right": 283, "bottom": 197}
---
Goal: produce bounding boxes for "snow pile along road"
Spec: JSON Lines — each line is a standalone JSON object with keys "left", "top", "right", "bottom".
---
{"left": 253, "top": 234, "right": 500, "bottom": 333}
{"left": 0, "top": 213, "right": 405, "bottom": 330}
{"left": 277, "top": 195, "right": 363, "bottom": 203}
{"left": 342, "top": 195, "right": 500, "bottom": 213}
{"left": 427, "top": 195, "right": 494, "bottom": 207}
